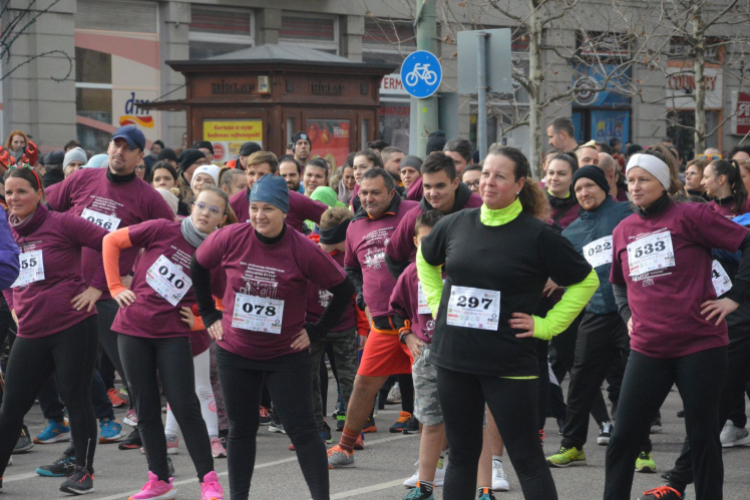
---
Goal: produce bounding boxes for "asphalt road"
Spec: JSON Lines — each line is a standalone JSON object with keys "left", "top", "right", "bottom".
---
{"left": 4, "top": 380, "right": 750, "bottom": 500}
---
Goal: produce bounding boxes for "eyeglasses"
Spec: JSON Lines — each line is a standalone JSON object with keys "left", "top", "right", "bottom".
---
{"left": 194, "top": 201, "right": 222, "bottom": 216}
{"left": 465, "top": 180, "right": 480, "bottom": 188}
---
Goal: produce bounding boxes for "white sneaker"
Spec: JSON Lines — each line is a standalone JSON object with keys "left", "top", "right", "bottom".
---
{"left": 402, "top": 459, "right": 446, "bottom": 488}
{"left": 720, "top": 421, "right": 750, "bottom": 448}
{"left": 597, "top": 421, "right": 613, "bottom": 446}
{"left": 387, "top": 383, "right": 402, "bottom": 404}
{"left": 7, "top": 456, "right": 12, "bottom": 466}
{"left": 492, "top": 459, "right": 510, "bottom": 491}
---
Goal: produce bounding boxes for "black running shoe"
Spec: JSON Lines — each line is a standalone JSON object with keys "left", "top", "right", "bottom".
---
{"left": 13, "top": 425, "right": 34, "bottom": 454}
{"left": 36, "top": 452, "right": 76, "bottom": 477}
{"left": 59, "top": 466, "right": 94, "bottom": 495}
{"left": 167, "top": 456, "right": 175, "bottom": 477}
{"left": 118, "top": 428, "right": 142, "bottom": 451}
{"left": 402, "top": 416, "right": 420, "bottom": 434}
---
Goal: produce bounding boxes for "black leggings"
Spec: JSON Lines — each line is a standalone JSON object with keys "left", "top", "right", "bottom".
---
{"left": 437, "top": 366, "right": 558, "bottom": 500}
{"left": 118, "top": 334, "right": 213, "bottom": 482}
{"left": 0, "top": 316, "right": 99, "bottom": 476}
{"left": 96, "top": 299, "right": 132, "bottom": 409}
{"left": 605, "top": 347, "right": 727, "bottom": 500}
{"left": 217, "top": 346, "right": 328, "bottom": 500}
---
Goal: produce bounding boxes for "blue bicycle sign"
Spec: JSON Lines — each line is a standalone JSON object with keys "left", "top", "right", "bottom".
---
{"left": 400, "top": 50, "right": 442, "bottom": 98}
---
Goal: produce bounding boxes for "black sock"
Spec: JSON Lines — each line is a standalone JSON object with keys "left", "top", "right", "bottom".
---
{"left": 418, "top": 480, "right": 434, "bottom": 493}
{"left": 667, "top": 481, "right": 686, "bottom": 494}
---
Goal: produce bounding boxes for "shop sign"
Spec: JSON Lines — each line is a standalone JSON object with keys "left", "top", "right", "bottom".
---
{"left": 732, "top": 92, "right": 750, "bottom": 136}
{"left": 119, "top": 92, "right": 154, "bottom": 129}
{"left": 203, "top": 119, "right": 263, "bottom": 162}
{"left": 665, "top": 67, "right": 722, "bottom": 109}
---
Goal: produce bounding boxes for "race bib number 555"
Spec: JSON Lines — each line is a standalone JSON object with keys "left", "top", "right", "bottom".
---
{"left": 446, "top": 286, "right": 500, "bottom": 331}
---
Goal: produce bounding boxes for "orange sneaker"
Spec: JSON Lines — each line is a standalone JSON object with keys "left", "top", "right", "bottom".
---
{"left": 354, "top": 433, "right": 365, "bottom": 450}
{"left": 389, "top": 411, "right": 412, "bottom": 433}
{"left": 107, "top": 388, "right": 128, "bottom": 408}
{"left": 362, "top": 417, "right": 377, "bottom": 433}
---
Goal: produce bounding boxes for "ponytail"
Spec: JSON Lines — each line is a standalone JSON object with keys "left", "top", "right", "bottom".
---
{"left": 488, "top": 146, "right": 550, "bottom": 221}
{"left": 709, "top": 158, "right": 748, "bottom": 215}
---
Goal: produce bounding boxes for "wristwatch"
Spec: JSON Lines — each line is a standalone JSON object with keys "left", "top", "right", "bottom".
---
{"left": 399, "top": 330, "right": 413, "bottom": 344}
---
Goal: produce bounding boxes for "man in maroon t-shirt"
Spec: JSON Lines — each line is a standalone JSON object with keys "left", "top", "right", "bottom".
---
{"left": 229, "top": 151, "right": 326, "bottom": 231}
{"left": 328, "top": 168, "right": 418, "bottom": 468}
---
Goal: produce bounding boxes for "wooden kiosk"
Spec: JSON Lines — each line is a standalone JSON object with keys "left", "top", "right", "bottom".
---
{"left": 147, "top": 44, "right": 395, "bottom": 169}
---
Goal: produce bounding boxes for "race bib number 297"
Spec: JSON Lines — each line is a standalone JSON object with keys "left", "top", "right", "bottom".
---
{"left": 446, "top": 286, "right": 500, "bottom": 331}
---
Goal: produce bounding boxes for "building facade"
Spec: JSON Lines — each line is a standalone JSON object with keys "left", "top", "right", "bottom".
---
{"left": 2, "top": 0, "right": 748, "bottom": 161}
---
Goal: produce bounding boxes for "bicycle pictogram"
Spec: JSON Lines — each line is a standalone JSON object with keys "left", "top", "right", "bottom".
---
{"left": 405, "top": 63, "right": 438, "bottom": 87}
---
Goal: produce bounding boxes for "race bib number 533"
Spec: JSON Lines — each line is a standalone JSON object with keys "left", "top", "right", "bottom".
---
{"left": 627, "top": 231, "right": 675, "bottom": 277}
{"left": 446, "top": 286, "right": 500, "bottom": 331}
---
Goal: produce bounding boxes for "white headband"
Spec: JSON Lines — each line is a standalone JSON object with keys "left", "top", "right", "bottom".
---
{"left": 626, "top": 153, "right": 671, "bottom": 191}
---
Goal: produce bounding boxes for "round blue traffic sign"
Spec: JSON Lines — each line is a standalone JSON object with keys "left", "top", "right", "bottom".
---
{"left": 400, "top": 50, "right": 442, "bottom": 98}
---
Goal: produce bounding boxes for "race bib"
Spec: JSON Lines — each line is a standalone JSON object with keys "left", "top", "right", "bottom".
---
{"left": 446, "top": 286, "right": 500, "bottom": 331}
{"left": 583, "top": 235, "right": 613, "bottom": 268}
{"left": 11, "top": 250, "right": 44, "bottom": 288}
{"left": 627, "top": 231, "right": 675, "bottom": 277}
{"left": 145, "top": 255, "right": 192, "bottom": 307}
{"left": 81, "top": 208, "right": 121, "bottom": 232}
{"left": 711, "top": 260, "right": 732, "bottom": 297}
{"left": 232, "top": 293, "right": 284, "bottom": 334}
{"left": 417, "top": 282, "right": 430, "bottom": 315}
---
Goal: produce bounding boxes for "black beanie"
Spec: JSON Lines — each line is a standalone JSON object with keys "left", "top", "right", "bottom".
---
{"left": 425, "top": 130, "right": 446, "bottom": 156}
{"left": 192, "top": 140, "right": 214, "bottom": 154}
{"left": 572, "top": 165, "right": 610, "bottom": 196}
{"left": 291, "top": 132, "right": 311, "bottom": 150}
{"left": 179, "top": 149, "right": 206, "bottom": 172}
{"left": 239, "top": 142, "right": 261, "bottom": 156}
{"left": 156, "top": 147, "right": 178, "bottom": 162}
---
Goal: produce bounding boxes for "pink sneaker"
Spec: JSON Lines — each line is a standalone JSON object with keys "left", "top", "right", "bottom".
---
{"left": 123, "top": 409, "right": 138, "bottom": 427}
{"left": 128, "top": 471, "right": 175, "bottom": 500}
{"left": 139, "top": 436, "right": 179, "bottom": 455}
{"left": 211, "top": 437, "right": 226, "bottom": 458}
{"left": 201, "top": 471, "right": 224, "bottom": 500}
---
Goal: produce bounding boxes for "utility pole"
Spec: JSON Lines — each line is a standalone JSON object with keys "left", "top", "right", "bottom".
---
{"left": 414, "top": 0, "right": 438, "bottom": 157}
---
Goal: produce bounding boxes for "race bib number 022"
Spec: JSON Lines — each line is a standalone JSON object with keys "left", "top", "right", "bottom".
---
{"left": 582, "top": 235, "right": 613, "bottom": 268}
{"left": 446, "top": 286, "right": 500, "bottom": 331}
{"left": 232, "top": 293, "right": 284, "bottom": 334}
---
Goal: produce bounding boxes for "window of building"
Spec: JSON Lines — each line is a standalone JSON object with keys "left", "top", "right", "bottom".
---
{"left": 362, "top": 17, "right": 415, "bottom": 64}
{"left": 75, "top": 47, "right": 113, "bottom": 152}
{"left": 189, "top": 6, "right": 254, "bottom": 59}
{"left": 279, "top": 14, "right": 338, "bottom": 54}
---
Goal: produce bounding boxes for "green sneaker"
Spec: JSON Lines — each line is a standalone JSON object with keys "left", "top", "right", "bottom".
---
{"left": 635, "top": 451, "right": 657, "bottom": 473}
{"left": 546, "top": 446, "right": 586, "bottom": 467}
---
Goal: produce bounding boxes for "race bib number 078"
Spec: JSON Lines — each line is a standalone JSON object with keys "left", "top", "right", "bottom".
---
{"left": 446, "top": 286, "right": 500, "bottom": 331}
{"left": 232, "top": 293, "right": 284, "bottom": 334}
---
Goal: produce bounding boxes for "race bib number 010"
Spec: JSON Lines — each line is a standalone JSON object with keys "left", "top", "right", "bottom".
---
{"left": 446, "top": 286, "right": 500, "bottom": 331}
{"left": 145, "top": 255, "right": 192, "bottom": 307}
{"left": 582, "top": 235, "right": 613, "bottom": 268}
{"left": 711, "top": 260, "right": 732, "bottom": 297}
{"left": 232, "top": 293, "right": 284, "bottom": 334}
{"left": 81, "top": 208, "right": 121, "bottom": 232}
{"left": 627, "top": 231, "right": 675, "bottom": 277}
{"left": 11, "top": 250, "right": 44, "bottom": 288}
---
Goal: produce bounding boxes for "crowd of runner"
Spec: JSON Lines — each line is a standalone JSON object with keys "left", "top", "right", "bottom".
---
{"left": 0, "top": 119, "right": 748, "bottom": 500}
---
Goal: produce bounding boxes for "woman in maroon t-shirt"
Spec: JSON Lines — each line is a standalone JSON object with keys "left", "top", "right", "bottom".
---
{"left": 0, "top": 167, "right": 108, "bottom": 495}
{"left": 701, "top": 158, "right": 750, "bottom": 217}
{"left": 607, "top": 146, "right": 750, "bottom": 500}
{"left": 544, "top": 153, "right": 580, "bottom": 228}
{"left": 103, "top": 188, "right": 235, "bottom": 500}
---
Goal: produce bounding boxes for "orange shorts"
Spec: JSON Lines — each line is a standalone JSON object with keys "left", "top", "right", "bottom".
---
{"left": 357, "top": 329, "right": 414, "bottom": 377}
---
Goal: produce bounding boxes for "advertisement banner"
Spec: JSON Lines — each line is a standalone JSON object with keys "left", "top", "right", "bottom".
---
{"left": 305, "top": 119, "right": 350, "bottom": 171}
{"left": 203, "top": 120, "right": 263, "bottom": 163}
{"left": 590, "top": 110, "right": 630, "bottom": 145}
{"left": 572, "top": 64, "right": 631, "bottom": 107}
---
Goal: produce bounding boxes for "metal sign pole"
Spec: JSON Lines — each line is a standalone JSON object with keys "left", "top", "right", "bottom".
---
{"left": 477, "top": 32, "right": 489, "bottom": 162}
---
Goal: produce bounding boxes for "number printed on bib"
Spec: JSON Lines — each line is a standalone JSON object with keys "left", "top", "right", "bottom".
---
{"left": 711, "top": 260, "right": 732, "bottom": 297}
{"left": 446, "top": 286, "right": 500, "bottom": 331}
{"left": 11, "top": 250, "right": 44, "bottom": 288}
{"left": 145, "top": 255, "right": 192, "bottom": 306}
{"left": 583, "top": 235, "right": 613, "bottom": 268}
{"left": 627, "top": 231, "right": 675, "bottom": 277}
{"left": 81, "top": 208, "right": 121, "bottom": 232}
{"left": 232, "top": 293, "right": 284, "bottom": 334}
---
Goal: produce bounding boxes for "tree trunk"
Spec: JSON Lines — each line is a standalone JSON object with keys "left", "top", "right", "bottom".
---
{"left": 528, "top": 0, "right": 544, "bottom": 178}
{"left": 692, "top": 4, "right": 707, "bottom": 155}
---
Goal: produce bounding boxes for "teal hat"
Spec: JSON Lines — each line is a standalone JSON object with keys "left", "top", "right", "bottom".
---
{"left": 250, "top": 175, "right": 290, "bottom": 213}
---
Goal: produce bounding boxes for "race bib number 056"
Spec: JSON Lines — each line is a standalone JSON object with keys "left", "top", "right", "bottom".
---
{"left": 582, "top": 235, "right": 613, "bottom": 268}
{"left": 232, "top": 293, "right": 284, "bottom": 334}
{"left": 446, "top": 286, "right": 500, "bottom": 331}
{"left": 145, "top": 255, "right": 192, "bottom": 307}
{"left": 627, "top": 231, "right": 675, "bottom": 277}
{"left": 81, "top": 208, "right": 121, "bottom": 232}
{"left": 11, "top": 250, "right": 45, "bottom": 288}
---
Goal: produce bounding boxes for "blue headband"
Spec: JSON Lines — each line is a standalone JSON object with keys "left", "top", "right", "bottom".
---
{"left": 250, "top": 174, "right": 290, "bottom": 213}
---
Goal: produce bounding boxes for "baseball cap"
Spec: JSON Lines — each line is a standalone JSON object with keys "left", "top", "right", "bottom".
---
{"left": 112, "top": 125, "right": 146, "bottom": 151}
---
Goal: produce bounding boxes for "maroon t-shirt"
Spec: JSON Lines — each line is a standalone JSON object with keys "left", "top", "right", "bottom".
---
{"left": 387, "top": 192, "right": 482, "bottom": 266}
{"left": 111, "top": 220, "right": 214, "bottom": 344}
{"left": 46, "top": 168, "right": 175, "bottom": 300}
{"left": 9, "top": 205, "right": 109, "bottom": 338}
{"left": 229, "top": 186, "right": 327, "bottom": 232}
{"left": 196, "top": 223, "right": 347, "bottom": 361}
{"left": 389, "top": 262, "right": 437, "bottom": 343}
{"left": 610, "top": 202, "right": 748, "bottom": 358}
{"left": 345, "top": 198, "right": 419, "bottom": 319}
{"left": 305, "top": 250, "right": 356, "bottom": 331}
{"left": 708, "top": 198, "right": 750, "bottom": 218}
